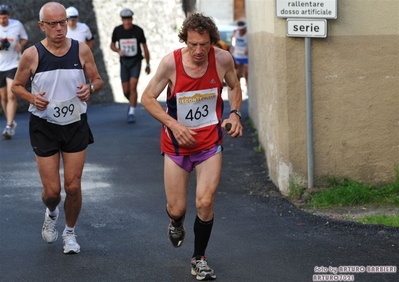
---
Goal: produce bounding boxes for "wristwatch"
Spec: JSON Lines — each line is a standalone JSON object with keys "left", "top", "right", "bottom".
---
{"left": 90, "top": 83, "right": 95, "bottom": 94}
{"left": 230, "top": 109, "right": 242, "bottom": 119}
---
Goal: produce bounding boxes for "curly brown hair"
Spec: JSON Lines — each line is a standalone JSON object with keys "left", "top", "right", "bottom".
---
{"left": 178, "top": 13, "right": 220, "bottom": 45}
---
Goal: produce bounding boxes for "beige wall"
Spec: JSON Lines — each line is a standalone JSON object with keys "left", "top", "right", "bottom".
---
{"left": 246, "top": 0, "right": 399, "bottom": 195}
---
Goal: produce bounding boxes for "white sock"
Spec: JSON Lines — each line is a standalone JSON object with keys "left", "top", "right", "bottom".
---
{"left": 128, "top": 107, "right": 135, "bottom": 115}
{"left": 63, "top": 226, "right": 75, "bottom": 235}
{"left": 48, "top": 207, "right": 59, "bottom": 218}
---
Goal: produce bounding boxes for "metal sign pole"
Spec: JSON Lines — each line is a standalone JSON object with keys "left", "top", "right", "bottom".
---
{"left": 305, "top": 37, "right": 314, "bottom": 189}
{"left": 275, "top": 0, "right": 337, "bottom": 189}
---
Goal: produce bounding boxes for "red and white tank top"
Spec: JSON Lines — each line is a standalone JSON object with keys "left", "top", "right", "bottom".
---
{"left": 161, "top": 46, "right": 224, "bottom": 156}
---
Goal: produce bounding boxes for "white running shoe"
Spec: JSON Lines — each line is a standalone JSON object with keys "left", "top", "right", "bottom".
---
{"left": 11, "top": 120, "right": 17, "bottom": 130}
{"left": 2, "top": 126, "right": 12, "bottom": 139}
{"left": 2, "top": 126, "right": 8, "bottom": 138}
{"left": 191, "top": 256, "right": 216, "bottom": 281}
{"left": 2, "top": 121, "right": 17, "bottom": 139}
{"left": 62, "top": 231, "right": 81, "bottom": 254}
{"left": 42, "top": 209, "right": 58, "bottom": 243}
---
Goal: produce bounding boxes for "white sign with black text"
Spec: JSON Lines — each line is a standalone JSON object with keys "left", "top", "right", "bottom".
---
{"left": 286, "top": 18, "right": 327, "bottom": 38}
{"left": 276, "top": 0, "right": 337, "bottom": 19}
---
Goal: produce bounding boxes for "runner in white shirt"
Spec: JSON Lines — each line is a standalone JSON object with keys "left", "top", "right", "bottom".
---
{"left": 230, "top": 20, "right": 248, "bottom": 89}
{"left": 0, "top": 4, "right": 28, "bottom": 139}
{"left": 66, "top": 6, "right": 94, "bottom": 49}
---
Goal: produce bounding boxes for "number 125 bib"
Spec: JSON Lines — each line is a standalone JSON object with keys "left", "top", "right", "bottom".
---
{"left": 176, "top": 88, "right": 218, "bottom": 130}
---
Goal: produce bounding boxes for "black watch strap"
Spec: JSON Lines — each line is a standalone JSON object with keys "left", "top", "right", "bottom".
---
{"left": 230, "top": 109, "right": 241, "bottom": 119}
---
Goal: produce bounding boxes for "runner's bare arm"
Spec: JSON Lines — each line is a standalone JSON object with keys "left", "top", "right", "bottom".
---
{"left": 15, "top": 38, "right": 28, "bottom": 52}
{"left": 11, "top": 46, "right": 49, "bottom": 110}
{"left": 222, "top": 52, "right": 242, "bottom": 112}
{"left": 141, "top": 52, "right": 177, "bottom": 125}
{"left": 110, "top": 41, "right": 123, "bottom": 56}
{"left": 216, "top": 48, "right": 243, "bottom": 137}
{"left": 142, "top": 43, "right": 151, "bottom": 74}
{"left": 78, "top": 42, "right": 103, "bottom": 101}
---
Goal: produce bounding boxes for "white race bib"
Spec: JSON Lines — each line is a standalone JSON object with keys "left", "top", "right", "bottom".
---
{"left": 120, "top": 38, "right": 138, "bottom": 56}
{"left": 176, "top": 88, "right": 218, "bottom": 129}
{"left": 47, "top": 96, "right": 81, "bottom": 125}
{"left": 234, "top": 46, "right": 247, "bottom": 57}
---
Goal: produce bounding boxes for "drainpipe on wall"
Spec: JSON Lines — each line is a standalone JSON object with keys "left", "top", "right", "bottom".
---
{"left": 305, "top": 37, "right": 314, "bottom": 189}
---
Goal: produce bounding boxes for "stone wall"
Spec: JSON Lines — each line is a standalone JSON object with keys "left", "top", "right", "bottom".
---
{"left": 3, "top": 0, "right": 185, "bottom": 112}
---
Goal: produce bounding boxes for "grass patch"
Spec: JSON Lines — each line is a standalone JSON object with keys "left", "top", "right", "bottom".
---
{"left": 306, "top": 177, "right": 399, "bottom": 208}
{"left": 289, "top": 179, "right": 304, "bottom": 200}
{"left": 357, "top": 214, "right": 399, "bottom": 227}
{"left": 304, "top": 173, "right": 399, "bottom": 227}
{"left": 253, "top": 144, "right": 262, "bottom": 153}
{"left": 248, "top": 118, "right": 262, "bottom": 153}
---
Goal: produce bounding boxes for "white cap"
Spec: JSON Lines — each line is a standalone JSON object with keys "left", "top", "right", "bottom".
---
{"left": 66, "top": 6, "right": 79, "bottom": 18}
{"left": 120, "top": 8, "right": 134, "bottom": 18}
{"left": 237, "top": 19, "right": 246, "bottom": 30}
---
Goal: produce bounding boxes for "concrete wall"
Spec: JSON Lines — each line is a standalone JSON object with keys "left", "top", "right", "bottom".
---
{"left": 197, "top": 0, "right": 235, "bottom": 24}
{"left": 246, "top": 0, "right": 399, "bottom": 194}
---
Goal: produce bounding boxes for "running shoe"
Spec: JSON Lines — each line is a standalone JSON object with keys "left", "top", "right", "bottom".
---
{"left": 2, "top": 126, "right": 9, "bottom": 139}
{"left": 127, "top": 114, "right": 135, "bottom": 123}
{"left": 2, "top": 121, "right": 16, "bottom": 139}
{"left": 168, "top": 220, "right": 186, "bottom": 247}
{"left": 11, "top": 120, "right": 17, "bottom": 131}
{"left": 191, "top": 256, "right": 216, "bottom": 281}
{"left": 42, "top": 209, "right": 58, "bottom": 243}
{"left": 62, "top": 231, "right": 81, "bottom": 254}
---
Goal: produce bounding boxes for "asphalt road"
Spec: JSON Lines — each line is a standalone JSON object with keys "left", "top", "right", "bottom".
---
{"left": 1, "top": 101, "right": 399, "bottom": 282}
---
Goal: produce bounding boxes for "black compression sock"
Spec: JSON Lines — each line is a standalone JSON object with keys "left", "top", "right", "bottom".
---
{"left": 166, "top": 208, "right": 185, "bottom": 227}
{"left": 192, "top": 215, "right": 214, "bottom": 258}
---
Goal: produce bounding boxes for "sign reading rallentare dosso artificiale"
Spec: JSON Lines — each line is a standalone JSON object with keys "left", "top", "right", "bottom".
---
{"left": 276, "top": 0, "right": 337, "bottom": 19}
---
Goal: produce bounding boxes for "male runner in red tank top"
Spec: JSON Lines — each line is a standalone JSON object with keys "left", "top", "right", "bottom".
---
{"left": 142, "top": 13, "right": 243, "bottom": 281}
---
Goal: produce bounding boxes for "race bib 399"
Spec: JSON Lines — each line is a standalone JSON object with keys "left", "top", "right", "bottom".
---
{"left": 46, "top": 96, "right": 81, "bottom": 125}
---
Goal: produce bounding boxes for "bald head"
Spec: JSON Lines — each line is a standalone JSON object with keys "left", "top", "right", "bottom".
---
{"left": 39, "top": 2, "right": 66, "bottom": 21}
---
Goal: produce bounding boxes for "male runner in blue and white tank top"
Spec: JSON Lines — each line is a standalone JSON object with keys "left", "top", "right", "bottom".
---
{"left": 11, "top": 2, "right": 104, "bottom": 255}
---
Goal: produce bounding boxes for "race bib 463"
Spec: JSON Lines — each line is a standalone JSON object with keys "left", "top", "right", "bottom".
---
{"left": 176, "top": 88, "right": 218, "bottom": 129}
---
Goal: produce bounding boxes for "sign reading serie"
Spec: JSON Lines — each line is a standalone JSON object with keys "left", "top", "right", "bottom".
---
{"left": 286, "top": 19, "right": 327, "bottom": 38}
{"left": 276, "top": 0, "right": 337, "bottom": 19}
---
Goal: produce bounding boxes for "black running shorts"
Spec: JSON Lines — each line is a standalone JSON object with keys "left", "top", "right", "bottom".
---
{"left": 120, "top": 56, "right": 142, "bottom": 82}
{"left": 29, "top": 113, "right": 94, "bottom": 157}
{"left": 0, "top": 68, "right": 17, "bottom": 88}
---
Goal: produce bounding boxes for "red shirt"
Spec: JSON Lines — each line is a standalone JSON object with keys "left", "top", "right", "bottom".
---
{"left": 161, "top": 47, "right": 224, "bottom": 156}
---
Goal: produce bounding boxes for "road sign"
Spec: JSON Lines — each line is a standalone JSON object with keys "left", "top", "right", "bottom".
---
{"left": 286, "top": 19, "right": 327, "bottom": 38}
{"left": 276, "top": 0, "right": 337, "bottom": 19}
